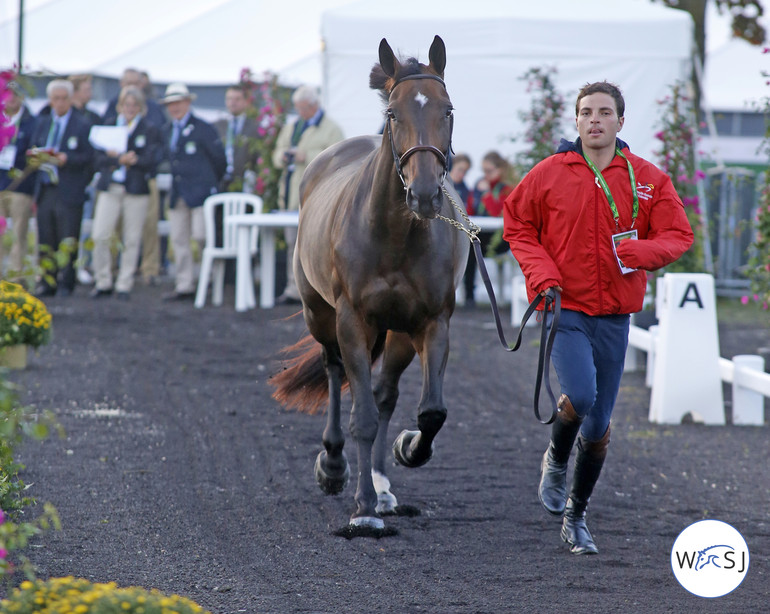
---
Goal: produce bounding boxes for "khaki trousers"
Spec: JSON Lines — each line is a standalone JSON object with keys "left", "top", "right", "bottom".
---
{"left": 92, "top": 184, "right": 149, "bottom": 293}
{"left": 0, "top": 191, "right": 33, "bottom": 277}
{"left": 168, "top": 198, "right": 204, "bottom": 293}
{"left": 139, "top": 178, "right": 161, "bottom": 279}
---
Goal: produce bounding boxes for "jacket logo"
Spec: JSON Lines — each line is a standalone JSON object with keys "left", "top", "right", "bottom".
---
{"left": 637, "top": 182, "right": 654, "bottom": 201}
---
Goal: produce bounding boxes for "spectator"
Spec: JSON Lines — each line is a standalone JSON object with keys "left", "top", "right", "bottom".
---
{"left": 448, "top": 152, "right": 472, "bottom": 208}
{"left": 103, "top": 68, "right": 165, "bottom": 128}
{"left": 90, "top": 86, "right": 161, "bottom": 300}
{"left": 463, "top": 151, "right": 517, "bottom": 307}
{"left": 29, "top": 79, "right": 95, "bottom": 297}
{"left": 68, "top": 74, "right": 100, "bottom": 286}
{"left": 68, "top": 74, "right": 101, "bottom": 126}
{"left": 272, "top": 84, "right": 343, "bottom": 305}
{"left": 103, "top": 68, "right": 167, "bottom": 286}
{"left": 160, "top": 82, "right": 226, "bottom": 301}
{"left": 0, "top": 80, "right": 37, "bottom": 279}
{"left": 215, "top": 84, "right": 260, "bottom": 192}
{"left": 503, "top": 81, "right": 694, "bottom": 555}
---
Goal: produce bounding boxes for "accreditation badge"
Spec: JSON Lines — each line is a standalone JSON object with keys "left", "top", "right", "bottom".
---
{"left": 134, "top": 134, "right": 146, "bottom": 148}
{"left": 185, "top": 141, "right": 197, "bottom": 155}
{"left": 611, "top": 229, "right": 638, "bottom": 275}
{"left": 0, "top": 144, "right": 16, "bottom": 170}
{"left": 67, "top": 136, "right": 78, "bottom": 150}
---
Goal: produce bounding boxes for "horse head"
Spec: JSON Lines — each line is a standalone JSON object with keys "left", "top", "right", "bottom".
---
{"left": 370, "top": 35, "right": 454, "bottom": 220}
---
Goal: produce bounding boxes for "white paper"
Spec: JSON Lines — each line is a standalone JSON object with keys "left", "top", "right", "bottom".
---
{"left": 0, "top": 144, "right": 16, "bottom": 170}
{"left": 611, "top": 229, "right": 638, "bottom": 275}
{"left": 89, "top": 125, "right": 129, "bottom": 153}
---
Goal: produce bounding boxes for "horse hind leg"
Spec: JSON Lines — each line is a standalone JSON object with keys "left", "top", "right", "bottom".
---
{"left": 314, "top": 345, "right": 350, "bottom": 495}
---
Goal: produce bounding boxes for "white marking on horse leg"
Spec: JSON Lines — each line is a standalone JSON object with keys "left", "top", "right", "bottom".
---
{"left": 373, "top": 470, "right": 398, "bottom": 513}
{"left": 414, "top": 91, "right": 428, "bottom": 108}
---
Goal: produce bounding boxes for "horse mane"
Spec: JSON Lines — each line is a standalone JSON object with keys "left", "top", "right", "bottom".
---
{"left": 369, "top": 57, "right": 425, "bottom": 105}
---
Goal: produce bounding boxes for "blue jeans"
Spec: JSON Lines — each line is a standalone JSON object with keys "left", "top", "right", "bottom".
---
{"left": 549, "top": 309, "right": 630, "bottom": 441}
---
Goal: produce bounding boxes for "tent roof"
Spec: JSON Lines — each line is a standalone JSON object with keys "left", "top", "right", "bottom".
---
{"left": 323, "top": 0, "right": 692, "bottom": 59}
{"left": 0, "top": 0, "right": 352, "bottom": 85}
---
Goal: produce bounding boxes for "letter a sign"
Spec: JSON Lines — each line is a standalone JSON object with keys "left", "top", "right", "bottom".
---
{"left": 678, "top": 282, "right": 704, "bottom": 309}
{"left": 649, "top": 274, "right": 725, "bottom": 424}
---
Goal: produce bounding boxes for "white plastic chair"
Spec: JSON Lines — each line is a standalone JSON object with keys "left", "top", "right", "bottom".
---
{"left": 195, "top": 192, "right": 262, "bottom": 308}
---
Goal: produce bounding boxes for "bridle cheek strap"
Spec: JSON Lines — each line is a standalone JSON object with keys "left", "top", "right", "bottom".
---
{"left": 386, "top": 74, "right": 453, "bottom": 188}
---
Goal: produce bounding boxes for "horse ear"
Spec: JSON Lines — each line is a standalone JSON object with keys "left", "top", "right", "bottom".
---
{"left": 379, "top": 38, "right": 398, "bottom": 78}
{"left": 428, "top": 35, "right": 446, "bottom": 78}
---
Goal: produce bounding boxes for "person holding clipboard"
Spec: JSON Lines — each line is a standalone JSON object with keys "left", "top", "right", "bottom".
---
{"left": 503, "top": 81, "right": 694, "bottom": 555}
{"left": 90, "top": 86, "right": 161, "bottom": 299}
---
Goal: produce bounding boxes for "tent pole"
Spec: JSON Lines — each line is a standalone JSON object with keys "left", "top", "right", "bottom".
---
{"left": 17, "top": 0, "right": 24, "bottom": 74}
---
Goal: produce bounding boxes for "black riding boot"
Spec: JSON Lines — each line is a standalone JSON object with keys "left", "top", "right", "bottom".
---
{"left": 561, "top": 426, "right": 610, "bottom": 555}
{"left": 538, "top": 395, "right": 582, "bottom": 516}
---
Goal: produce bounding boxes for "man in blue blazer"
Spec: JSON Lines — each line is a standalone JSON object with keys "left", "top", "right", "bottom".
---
{"left": 160, "top": 82, "right": 226, "bottom": 300}
{"left": 30, "top": 79, "right": 95, "bottom": 296}
{"left": 0, "top": 81, "right": 37, "bottom": 278}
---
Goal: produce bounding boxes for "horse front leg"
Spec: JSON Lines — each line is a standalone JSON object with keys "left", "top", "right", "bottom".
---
{"left": 372, "top": 331, "right": 416, "bottom": 514}
{"left": 393, "top": 315, "right": 450, "bottom": 469}
{"left": 336, "top": 304, "right": 381, "bottom": 528}
{"left": 314, "top": 344, "right": 350, "bottom": 495}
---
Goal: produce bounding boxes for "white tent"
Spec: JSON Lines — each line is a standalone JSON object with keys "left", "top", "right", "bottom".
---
{"left": 0, "top": 0, "right": 352, "bottom": 86}
{"left": 703, "top": 38, "right": 768, "bottom": 112}
{"left": 321, "top": 0, "right": 694, "bottom": 180}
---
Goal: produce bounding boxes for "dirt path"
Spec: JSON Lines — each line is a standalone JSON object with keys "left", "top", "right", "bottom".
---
{"left": 9, "top": 282, "right": 770, "bottom": 613}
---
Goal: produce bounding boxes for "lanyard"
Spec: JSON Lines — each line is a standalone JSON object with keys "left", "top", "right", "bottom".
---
{"left": 583, "top": 146, "right": 639, "bottom": 229}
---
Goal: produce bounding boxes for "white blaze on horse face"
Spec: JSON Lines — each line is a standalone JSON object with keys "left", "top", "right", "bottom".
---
{"left": 414, "top": 91, "right": 429, "bottom": 108}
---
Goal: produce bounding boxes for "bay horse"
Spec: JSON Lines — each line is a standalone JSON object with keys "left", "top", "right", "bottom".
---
{"left": 271, "top": 35, "right": 469, "bottom": 533}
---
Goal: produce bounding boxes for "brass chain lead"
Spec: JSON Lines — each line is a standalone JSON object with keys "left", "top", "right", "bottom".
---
{"left": 438, "top": 185, "right": 481, "bottom": 243}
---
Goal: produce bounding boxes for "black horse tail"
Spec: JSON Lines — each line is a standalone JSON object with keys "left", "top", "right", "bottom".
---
{"left": 270, "top": 333, "right": 387, "bottom": 415}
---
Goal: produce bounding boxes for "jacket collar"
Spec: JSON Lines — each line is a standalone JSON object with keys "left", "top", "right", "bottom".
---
{"left": 556, "top": 136, "right": 630, "bottom": 157}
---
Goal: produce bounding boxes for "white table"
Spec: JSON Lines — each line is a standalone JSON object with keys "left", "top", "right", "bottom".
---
{"left": 227, "top": 211, "right": 299, "bottom": 311}
{"left": 227, "top": 212, "right": 501, "bottom": 311}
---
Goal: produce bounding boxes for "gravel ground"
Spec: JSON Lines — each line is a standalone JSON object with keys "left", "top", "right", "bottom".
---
{"left": 7, "top": 280, "right": 770, "bottom": 613}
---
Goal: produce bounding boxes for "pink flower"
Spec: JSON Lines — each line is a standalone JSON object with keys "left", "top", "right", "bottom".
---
{"left": 0, "top": 548, "right": 6, "bottom": 560}
{"left": 741, "top": 295, "right": 749, "bottom": 305}
{"left": 0, "top": 216, "right": 6, "bottom": 237}
{"left": 682, "top": 196, "right": 699, "bottom": 208}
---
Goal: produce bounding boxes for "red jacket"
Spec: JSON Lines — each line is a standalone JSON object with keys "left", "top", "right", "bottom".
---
{"left": 503, "top": 140, "right": 694, "bottom": 315}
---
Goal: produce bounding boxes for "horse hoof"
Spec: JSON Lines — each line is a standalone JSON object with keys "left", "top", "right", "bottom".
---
{"left": 392, "top": 429, "right": 433, "bottom": 468}
{"left": 314, "top": 450, "right": 349, "bottom": 495}
{"left": 350, "top": 515, "right": 385, "bottom": 529}
{"left": 376, "top": 492, "right": 398, "bottom": 515}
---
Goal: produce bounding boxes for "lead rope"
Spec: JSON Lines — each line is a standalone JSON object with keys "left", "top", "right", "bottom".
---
{"left": 439, "top": 185, "right": 560, "bottom": 425}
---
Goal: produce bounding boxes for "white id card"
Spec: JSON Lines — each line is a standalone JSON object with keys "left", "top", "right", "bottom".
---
{"left": 611, "top": 229, "right": 638, "bottom": 275}
{"left": 0, "top": 144, "right": 17, "bottom": 170}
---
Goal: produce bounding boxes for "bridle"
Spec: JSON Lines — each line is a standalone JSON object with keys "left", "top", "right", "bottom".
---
{"left": 385, "top": 73, "right": 453, "bottom": 188}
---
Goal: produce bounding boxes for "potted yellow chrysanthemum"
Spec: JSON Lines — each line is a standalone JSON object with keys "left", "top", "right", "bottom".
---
{"left": 0, "top": 281, "right": 53, "bottom": 368}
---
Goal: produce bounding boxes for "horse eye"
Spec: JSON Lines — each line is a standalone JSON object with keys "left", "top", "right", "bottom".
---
{"left": 387, "top": 109, "right": 396, "bottom": 121}
{"left": 446, "top": 108, "right": 454, "bottom": 118}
